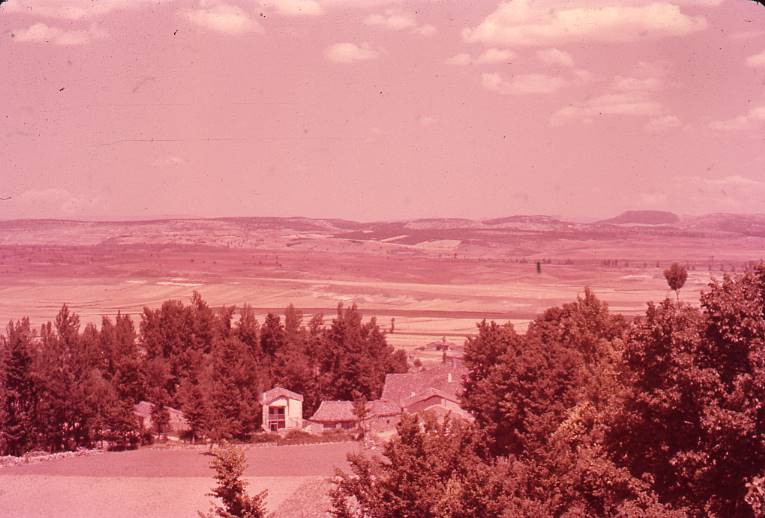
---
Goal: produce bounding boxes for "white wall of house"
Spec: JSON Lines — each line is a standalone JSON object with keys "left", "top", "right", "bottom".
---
{"left": 262, "top": 395, "right": 303, "bottom": 431}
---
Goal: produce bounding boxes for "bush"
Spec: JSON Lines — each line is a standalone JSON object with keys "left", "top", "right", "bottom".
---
{"left": 276, "top": 429, "right": 354, "bottom": 446}
{"left": 141, "top": 430, "right": 155, "bottom": 446}
{"left": 249, "top": 432, "right": 279, "bottom": 444}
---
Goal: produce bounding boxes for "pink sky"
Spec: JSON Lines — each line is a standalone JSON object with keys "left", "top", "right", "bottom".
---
{"left": 1, "top": 0, "right": 764, "bottom": 221}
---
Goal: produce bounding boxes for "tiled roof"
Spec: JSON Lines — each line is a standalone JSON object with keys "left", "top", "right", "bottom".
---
{"left": 381, "top": 359, "right": 466, "bottom": 406}
{"left": 401, "top": 387, "right": 460, "bottom": 409}
{"left": 309, "top": 401, "right": 356, "bottom": 423}
{"left": 133, "top": 401, "right": 185, "bottom": 419}
{"left": 262, "top": 387, "right": 304, "bottom": 405}
{"left": 368, "top": 399, "right": 401, "bottom": 417}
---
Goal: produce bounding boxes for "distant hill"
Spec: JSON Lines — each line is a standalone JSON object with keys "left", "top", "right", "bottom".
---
{"left": 598, "top": 210, "right": 680, "bottom": 226}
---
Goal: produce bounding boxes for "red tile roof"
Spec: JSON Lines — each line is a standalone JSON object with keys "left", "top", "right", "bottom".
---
{"left": 400, "top": 387, "right": 460, "bottom": 409}
{"left": 368, "top": 399, "right": 401, "bottom": 417}
{"left": 308, "top": 401, "right": 356, "bottom": 423}
{"left": 309, "top": 399, "right": 402, "bottom": 423}
{"left": 381, "top": 359, "right": 466, "bottom": 406}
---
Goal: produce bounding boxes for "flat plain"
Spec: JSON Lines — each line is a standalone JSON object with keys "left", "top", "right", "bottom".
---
{"left": 1, "top": 213, "right": 763, "bottom": 354}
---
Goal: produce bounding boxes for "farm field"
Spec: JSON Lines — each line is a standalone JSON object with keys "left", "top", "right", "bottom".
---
{"left": 0, "top": 443, "right": 359, "bottom": 517}
{"left": 0, "top": 215, "right": 763, "bottom": 359}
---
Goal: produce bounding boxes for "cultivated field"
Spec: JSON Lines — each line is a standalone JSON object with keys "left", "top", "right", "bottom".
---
{"left": 0, "top": 443, "right": 359, "bottom": 517}
{"left": 0, "top": 214, "right": 763, "bottom": 358}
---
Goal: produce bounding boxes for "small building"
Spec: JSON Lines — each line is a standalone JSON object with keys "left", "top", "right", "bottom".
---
{"left": 133, "top": 401, "right": 189, "bottom": 435}
{"left": 381, "top": 359, "right": 466, "bottom": 407}
{"left": 261, "top": 387, "right": 303, "bottom": 432}
{"left": 367, "top": 399, "right": 402, "bottom": 432}
{"left": 380, "top": 359, "right": 471, "bottom": 423}
{"left": 401, "top": 388, "right": 472, "bottom": 420}
{"left": 307, "top": 400, "right": 358, "bottom": 431}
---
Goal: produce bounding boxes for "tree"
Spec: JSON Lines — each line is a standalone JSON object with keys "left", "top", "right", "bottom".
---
{"left": 201, "top": 445, "right": 268, "bottom": 518}
{"left": 664, "top": 262, "right": 688, "bottom": 301}
{"left": 1, "top": 319, "right": 37, "bottom": 456}
{"left": 608, "top": 270, "right": 765, "bottom": 516}
{"left": 207, "top": 337, "right": 260, "bottom": 441}
{"left": 331, "top": 414, "right": 509, "bottom": 518}
{"left": 351, "top": 390, "right": 369, "bottom": 440}
{"left": 179, "top": 376, "right": 211, "bottom": 443}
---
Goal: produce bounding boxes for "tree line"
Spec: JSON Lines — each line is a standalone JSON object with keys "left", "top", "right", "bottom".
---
{"left": 332, "top": 267, "right": 765, "bottom": 517}
{"left": 0, "top": 294, "right": 408, "bottom": 455}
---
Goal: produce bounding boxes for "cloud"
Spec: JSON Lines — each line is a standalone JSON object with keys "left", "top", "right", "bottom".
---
{"left": 266, "top": 0, "right": 324, "bottom": 16}
{"left": 414, "top": 24, "right": 437, "bottom": 37}
{"left": 12, "top": 22, "right": 106, "bottom": 45}
{"left": 463, "top": 0, "right": 707, "bottom": 47}
{"left": 675, "top": 175, "right": 765, "bottom": 210}
{"left": 709, "top": 105, "right": 765, "bottom": 131}
{"left": 730, "top": 30, "right": 765, "bottom": 40}
{"left": 482, "top": 72, "right": 566, "bottom": 95}
{"left": 14, "top": 188, "right": 102, "bottom": 216}
{"left": 325, "top": 42, "right": 378, "bottom": 63}
{"left": 551, "top": 61, "right": 666, "bottom": 125}
{"left": 3, "top": 0, "right": 167, "bottom": 20}
{"left": 551, "top": 93, "right": 662, "bottom": 125}
{"left": 644, "top": 115, "right": 681, "bottom": 132}
{"left": 363, "top": 8, "right": 436, "bottom": 37}
{"left": 182, "top": 1, "right": 261, "bottom": 34}
{"left": 445, "top": 53, "right": 472, "bottom": 65}
{"left": 445, "top": 48, "right": 515, "bottom": 66}
{"left": 537, "top": 48, "right": 573, "bottom": 67}
{"left": 476, "top": 48, "right": 516, "bottom": 64}
{"left": 746, "top": 49, "right": 765, "bottom": 69}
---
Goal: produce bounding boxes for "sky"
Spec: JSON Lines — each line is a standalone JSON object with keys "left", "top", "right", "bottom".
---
{"left": 0, "top": 0, "right": 764, "bottom": 222}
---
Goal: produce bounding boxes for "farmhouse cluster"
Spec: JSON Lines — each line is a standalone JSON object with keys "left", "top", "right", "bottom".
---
{"left": 133, "top": 359, "right": 468, "bottom": 438}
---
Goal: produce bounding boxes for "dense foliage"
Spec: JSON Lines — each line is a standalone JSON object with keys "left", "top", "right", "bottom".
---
{"left": 0, "top": 294, "right": 407, "bottom": 454}
{"left": 200, "top": 445, "right": 268, "bottom": 518}
{"left": 332, "top": 269, "right": 765, "bottom": 517}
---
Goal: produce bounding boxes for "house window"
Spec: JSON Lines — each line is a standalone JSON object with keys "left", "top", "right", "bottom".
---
{"left": 268, "top": 406, "right": 286, "bottom": 431}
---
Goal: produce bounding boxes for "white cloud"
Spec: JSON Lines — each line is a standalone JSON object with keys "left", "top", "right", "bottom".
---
{"left": 551, "top": 61, "right": 666, "bottom": 125}
{"left": 414, "top": 24, "right": 437, "bottom": 37}
{"left": 746, "top": 49, "right": 765, "bottom": 69}
{"left": 445, "top": 48, "right": 515, "bottom": 66}
{"left": 445, "top": 53, "right": 472, "bottom": 65}
{"left": 364, "top": 8, "right": 416, "bottom": 30}
{"left": 363, "top": 8, "right": 435, "bottom": 37}
{"left": 537, "top": 48, "right": 574, "bottom": 67}
{"left": 182, "top": 1, "right": 261, "bottom": 35}
{"left": 675, "top": 175, "right": 765, "bottom": 210}
{"left": 644, "top": 115, "right": 681, "bottom": 132}
{"left": 266, "top": 0, "right": 323, "bottom": 16}
{"left": 476, "top": 48, "right": 516, "bottom": 64}
{"left": 12, "top": 22, "right": 106, "bottom": 45}
{"left": 709, "top": 105, "right": 765, "bottom": 131}
{"left": 730, "top": 30, "right": 765, "bottom": 40}
{"left": 551, "top": 93, "right": 662, "bottom": 125}
{"left": 482, "top": 72, "right": 566, "bottom": 95}
{"left": 15, "top": 188, "right": 102, "bottom": 216}
{"left": 463, "top": 0, "right": 707, "bottom": 47}
{"left": 612, "top": 75, "right": 662, "bottom": 92}
{"left": 325, "top": 42, "right": 378, "bottom": 63}
{"left": 3, "top": 0, "right": 167, "bottom": 20}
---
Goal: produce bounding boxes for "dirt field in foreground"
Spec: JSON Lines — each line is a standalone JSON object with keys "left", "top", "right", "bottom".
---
{"left": 0, "top": 443, "right": 358, "bottom": 517}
